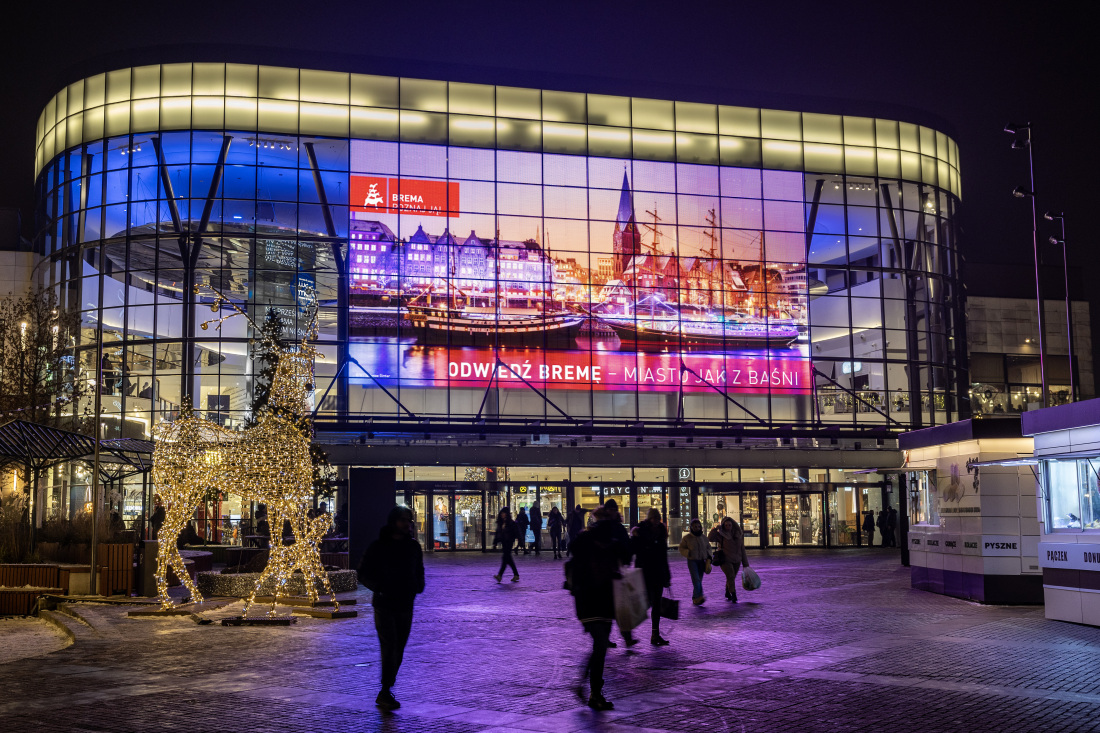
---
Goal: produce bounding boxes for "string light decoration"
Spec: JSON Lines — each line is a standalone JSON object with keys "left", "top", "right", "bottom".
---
{"left": 152, "top": 289, "right": 338, "bottom": 615}
{"left": 152, "top": 407, "right": 232, "bottom": 608}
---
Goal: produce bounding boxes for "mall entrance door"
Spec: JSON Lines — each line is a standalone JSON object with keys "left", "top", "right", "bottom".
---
{"left": 404, "top": 482, "right": 491, "bottom": 551}
{"left": 503, "top": 483, "right": 566, "bottom": 552}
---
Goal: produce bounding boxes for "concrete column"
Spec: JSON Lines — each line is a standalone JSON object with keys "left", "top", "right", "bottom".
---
{"left": 349, "top": 467, "right": 398, "bottom": 572}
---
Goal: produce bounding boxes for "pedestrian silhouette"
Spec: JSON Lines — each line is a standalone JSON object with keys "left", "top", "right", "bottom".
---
{"left": 708, "top": 516, "right": 749, "bottom": 602}
{"left": 493, "top": 507, "right": 520, "bottom": 583}
{"left": 565, "top": 505, "right": 587, "bottom": 556}
{"left": 516, "top": 506, "right": 531, "bottom": 555}
{"left": 547, "top": 506, "right": 566, "bottom": 559}
{"left": 678, "top": 517, "right": 709, "bottom": 605}
{"left": 633, "top": 508, "right": 672, "bottom": 645}
{"left": 358, "top": 505, "right": 425, "bottom": 711}
{"left": 565, "top": 499, "right": 634, "bottom": 710}
{"left": 529, "top": 502, "right": 544, "bottom": 555}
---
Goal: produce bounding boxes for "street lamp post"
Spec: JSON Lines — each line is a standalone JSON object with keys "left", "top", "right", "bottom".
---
{"left": 1044, "top": 212, "right": 1074, "bottom": 403}
{"left": 1006, "top": 123, "right": 1048, "bottom": 408}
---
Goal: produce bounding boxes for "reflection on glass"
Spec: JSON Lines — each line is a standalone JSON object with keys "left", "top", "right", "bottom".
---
{"left": 741, "top": 492, "right": 761, "bottom": 547}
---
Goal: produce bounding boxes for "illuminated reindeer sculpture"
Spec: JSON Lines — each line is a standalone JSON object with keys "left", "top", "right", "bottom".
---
{"left": 152, "top": 301, "right": 337, "bottom": 614}
{"left": 152, "top": 410, "right": 233, "bottom": 607}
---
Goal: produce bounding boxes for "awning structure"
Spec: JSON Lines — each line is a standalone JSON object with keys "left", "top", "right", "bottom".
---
{"left": 0, "top": 419, "right": 154, "bottom": 478}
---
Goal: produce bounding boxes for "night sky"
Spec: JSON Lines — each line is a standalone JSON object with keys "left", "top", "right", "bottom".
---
{"left": 2, "top": 2, "right": 1094, "bottom": 304}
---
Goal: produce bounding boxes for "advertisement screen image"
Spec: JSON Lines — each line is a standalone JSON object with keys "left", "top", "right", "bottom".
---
{"left": 345, "top": 140, "right": 811, "bottom": 397}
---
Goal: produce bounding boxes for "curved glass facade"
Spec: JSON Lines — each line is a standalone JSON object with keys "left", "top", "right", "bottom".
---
{"left": 34, "top": 64, "right": 966, "bottom": 442}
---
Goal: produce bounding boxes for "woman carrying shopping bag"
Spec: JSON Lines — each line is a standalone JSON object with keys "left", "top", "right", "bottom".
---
{"left": 708, "top": 516, "right": 749, "bottom": 602}
{"left": 678, "top": 518, "right": 710, "bottom": 605}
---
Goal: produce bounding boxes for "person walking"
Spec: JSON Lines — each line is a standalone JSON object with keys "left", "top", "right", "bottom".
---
{"left": 678, "top": 518, "right": 710, "bottom": 605}
{"left": 876, "top": 509, "right": 889, "bottom": 547}
{"left": 516, "top": 506, "right": 531, "bottom": 555}
{"left": 529, "top": 502, "right": 543, "bottom": 556}
{"left": 887, "top": 507, "right": 898, "bottom": 547}
{"left": 566, "top": 499, "right": 635, "bottom": 711}
{"left": 547, "top": 505, "right": 566, "bottom": 559}
{"left": 149, "top": 495, "right": 166, "bottom": 540}
{"left": 633, "top": 508, "right": 672, "bottom": 645}
{"left": 708, "top": 516, "right": 749, "bottom": 602}
{"left": 861, "top": 510, "right": 875, "bottom": 546}
{"left": 566, "top": 505, "right": 586, "bottom": 556}
{"left": 493, "top": 507, "right": 520, "bottom": 583}
{"left": 358, "top": 506, "right": 425, "bottom": 711}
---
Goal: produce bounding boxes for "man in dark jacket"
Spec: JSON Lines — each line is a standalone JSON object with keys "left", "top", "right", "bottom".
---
{"left": 529, "top": 502, "right": 543, "bottom": 555}
{"left": 358, "top": 506, "right": 425, "bottom": 711}
{"left": 516, "top": 507, "right": 531, "bottom": 555}
{"left": 566, "top": 505, "right": 587, "bottom": 556}
{"left": 886, "top": 507, "right": 898, "bottom": 547}
{"left": 565, "top": 499, "right": 633, "bottom": 711}
{"left": 633, "top": 508, "right": 671, "bottom": 645}
{"left": 861, "top": 510, "right": 875, "bottom": 546}
{"left": 876, "top": 509, "right": 889, "bottom": 547}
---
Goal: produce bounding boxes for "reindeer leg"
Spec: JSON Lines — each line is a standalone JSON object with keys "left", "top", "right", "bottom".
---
{"left": 155, "top": 498, "right": 204, "bottom": 608}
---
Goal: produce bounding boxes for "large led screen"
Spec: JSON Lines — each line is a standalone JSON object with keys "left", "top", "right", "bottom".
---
{"left": 345, "top": 141, "right": 810, "bottom": 398}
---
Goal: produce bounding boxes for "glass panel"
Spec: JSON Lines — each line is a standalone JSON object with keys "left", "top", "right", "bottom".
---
{"left": 432, "top": 493, "right": 452, "bottom": 550}
{"left": 830, "top": 485, "right": 860, "bottom": 546}
{"left": 455, "top": 493, "right": 483, "bottom": 549}
{"left": 787, "top": 493, "right": 824, "bottom": 546}
{"left": 1047, "top": 460, "right": 1081, "bottom": 530}
{"left": 766, "top": 494, "right": 784, "bottom": 546}
{"left": 575, "top": 485, "right": 602, "bottom": 524}
{"left": 1080, "top": 459, "right": 1100, "bottom": 530}
{"left": 741, "top": 492, "right": 761, "bottom": 547}
{"left": 412, "top": 494, "right": 430, "bottom": 547}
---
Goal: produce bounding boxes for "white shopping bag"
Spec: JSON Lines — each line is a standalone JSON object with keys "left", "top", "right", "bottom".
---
{"left": 613, "top": 567, "right": 648, "bottom": 633}
{"left": 741, "top": 566, "right": 762, "bottom": 591}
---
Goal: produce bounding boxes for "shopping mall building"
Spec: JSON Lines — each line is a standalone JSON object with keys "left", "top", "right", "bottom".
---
{"left": 29, "top": 61, "right": 972, "bottom": 552}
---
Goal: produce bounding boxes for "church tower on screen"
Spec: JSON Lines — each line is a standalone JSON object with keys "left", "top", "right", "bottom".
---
{"left": 612, "top": 171, "right": 640, "bottom": 280}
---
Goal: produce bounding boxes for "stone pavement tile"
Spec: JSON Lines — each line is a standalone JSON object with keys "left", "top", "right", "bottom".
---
{"left": 237, "top": 683, "right": 327, "bottom": 702}
{"left": 386, "top": 701, "right": 478, "bottom": 718}
{"left": 583, "top": 720, "right": 687, "bottom": 733}
{"left": 792, "top": 669, "right": 868, "bottom": 682}
{"left": 686, "top": 660, "right": 752, "bottom": 673}
{"left": 508, "top": 710, "right": 627, "bottom": 732}
{"left": 441, "top": 709, "right": 533, "bottom": 726}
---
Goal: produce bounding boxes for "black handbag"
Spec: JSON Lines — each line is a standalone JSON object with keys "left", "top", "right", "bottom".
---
{"left": 659, "top": 588, "right": 679, "bottom": 620}
{"left": 712, "top": 548, "right": 727, "bottom": 567}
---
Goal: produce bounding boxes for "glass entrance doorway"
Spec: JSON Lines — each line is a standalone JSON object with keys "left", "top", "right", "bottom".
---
{"left": 399, "top": 479, "right": 883, "bottom": 550}
{"left": 784, "top": 493, "right": 824, "bottom": 546}
{"left": 405, "top": 482, "right": 491, "bottom": 551}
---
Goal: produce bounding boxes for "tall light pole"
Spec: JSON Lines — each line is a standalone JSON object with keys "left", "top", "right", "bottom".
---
{"left": 1044, "top": 211, "right": 1074, "bottom": 403}
{"left": 1006, "top": 122, "right": 1048, "bottom": 408}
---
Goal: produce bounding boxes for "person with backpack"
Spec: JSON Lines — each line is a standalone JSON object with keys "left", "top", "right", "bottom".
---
{"left": 547, "top": 505, "right": 566, "bottom": 559}
{"left": 861, "top": 510, "right": 875, "bottom": 546}
{"left": 678, "top": 518, "right": 710, "bottom": 605}
{"left": 358, "top": 506, "right": 425, "bottom": 711}
{"left": 708, "top": 516, "right": 749, "bottom": 602}
{"left": 493, "top": 507, "right": 520, "bottom": 583}
{"left": 564, "top": 499, "right": 634, "bottom": 711}
{"left": 633, "top": 508, "right": 672, "bottom": 645}
{"left": 516, "top": 506, "right": 531, "bottom": 555}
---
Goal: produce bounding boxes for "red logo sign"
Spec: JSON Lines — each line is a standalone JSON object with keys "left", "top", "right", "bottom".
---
{"left": 351, "top": 176, "right": 460, "bottom": 217}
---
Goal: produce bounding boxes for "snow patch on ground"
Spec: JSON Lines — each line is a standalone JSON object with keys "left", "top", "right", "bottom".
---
{"left": 0, "top": 617, "right": 71, "bottom": 663}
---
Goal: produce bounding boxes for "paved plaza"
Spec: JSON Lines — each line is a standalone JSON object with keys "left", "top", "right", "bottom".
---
{"left": 3, "top": 549, "right": 1100, "bottom": 732}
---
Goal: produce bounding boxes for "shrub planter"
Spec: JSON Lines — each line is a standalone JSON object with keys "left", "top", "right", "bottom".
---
{"left": 196, "top": 569, "right": 357, "bottom": 598}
